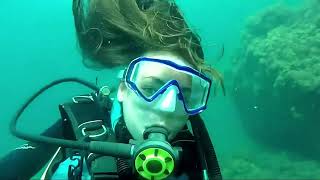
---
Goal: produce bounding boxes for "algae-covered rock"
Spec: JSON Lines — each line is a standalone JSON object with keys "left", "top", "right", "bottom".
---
{"left": 230, "top": 0, "right": 320, "bottom": 160}
{"left": 221, "top": 150, "right": 320, "bottom": 179}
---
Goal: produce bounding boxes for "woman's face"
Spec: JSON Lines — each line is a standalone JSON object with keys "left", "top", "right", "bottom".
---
{"left": 117, "top": 51, "right": 194, "bottom": 141}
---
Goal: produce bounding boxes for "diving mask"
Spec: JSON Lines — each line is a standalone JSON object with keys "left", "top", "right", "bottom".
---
{"left": 122, "top": 57, "right": 212, "bottom": 115}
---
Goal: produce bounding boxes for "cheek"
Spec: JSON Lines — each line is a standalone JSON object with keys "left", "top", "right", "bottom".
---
{"left": 167, "top": 117, "right": 188, "bottom": 130}
{"left": 121, "top": 92, "right": 148, "bottom": 140}
{"left": 167, "top": 119, "right": 189, "bottom": 141}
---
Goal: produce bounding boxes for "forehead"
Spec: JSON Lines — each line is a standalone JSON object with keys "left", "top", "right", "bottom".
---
{"left": 143, "top": 51, "right": 194, "bottom": 67}
{"left": 136, "top": 52, "right": 193, "bottom": 82}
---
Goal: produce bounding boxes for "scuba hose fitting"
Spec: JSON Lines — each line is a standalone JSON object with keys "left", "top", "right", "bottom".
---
{"left": 132, "top": 127, "right": 180, "bottom": 180}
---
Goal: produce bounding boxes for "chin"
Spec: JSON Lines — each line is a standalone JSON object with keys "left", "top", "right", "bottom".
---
{"left": 168, "top": 132, "right": 177, "bottom": 141}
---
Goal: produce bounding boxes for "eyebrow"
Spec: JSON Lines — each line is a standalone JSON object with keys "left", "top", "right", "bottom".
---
{"left": 143, "top": 76, "right": 166, "bottom": 84}
{"left": 143, "top": 76, "right": 191, "bottom": 89}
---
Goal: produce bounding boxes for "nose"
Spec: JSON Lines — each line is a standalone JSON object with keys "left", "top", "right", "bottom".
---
{"left": 155, "top": 85, "right": 179, "bottom": 113}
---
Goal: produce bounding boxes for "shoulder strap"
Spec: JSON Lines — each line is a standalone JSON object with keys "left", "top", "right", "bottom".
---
{"left": 57, "top": 93, "right": 121, "bottom": 179}
{"left": 59, "top": 94, "right": 111, "bottom": 142}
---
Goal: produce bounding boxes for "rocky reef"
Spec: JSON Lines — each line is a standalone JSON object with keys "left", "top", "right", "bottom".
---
{"left": 221, "top": 150, "right": 320, "bottom": 179}
{"left": 230, "top": 0, "right": 320, "bottom": 161}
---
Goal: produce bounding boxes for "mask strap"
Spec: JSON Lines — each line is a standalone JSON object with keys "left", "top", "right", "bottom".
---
{"left": 110, "top": 96, "right": 123, "bottom": 132}
{"left": 117, "top": 68, "right": 127, "bottom": 80}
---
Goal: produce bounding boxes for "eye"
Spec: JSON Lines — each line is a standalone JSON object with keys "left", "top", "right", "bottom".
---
{"left": 140, "top": 87, "right": 158, "bottom": 96}
{"left": 181, "top": 88, "right": 191, "bottom": 96}
{"left": 181, "top": 88, "right": 192, "bottom": 103}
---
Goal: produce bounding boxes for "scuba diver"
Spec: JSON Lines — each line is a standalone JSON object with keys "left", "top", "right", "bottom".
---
{"left": 0, "top": 0, "right": 225, "bottom": 179}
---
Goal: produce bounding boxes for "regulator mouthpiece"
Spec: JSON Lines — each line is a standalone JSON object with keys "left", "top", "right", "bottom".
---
{"left": 134, "top": 127, "right": 176, "bottom": 180}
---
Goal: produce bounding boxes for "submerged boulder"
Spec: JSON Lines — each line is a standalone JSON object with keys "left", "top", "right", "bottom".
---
{"left": 230, "top": 0, "right": 320, "bottom": 160}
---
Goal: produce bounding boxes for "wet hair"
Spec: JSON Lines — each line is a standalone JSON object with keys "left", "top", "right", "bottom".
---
{"left": 73, "top": 0, "right": 225, "bottom": 95}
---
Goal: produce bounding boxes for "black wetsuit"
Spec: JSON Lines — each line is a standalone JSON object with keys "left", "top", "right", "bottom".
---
{"left": 0, "top": 120, "right": 63, "bottom": 179}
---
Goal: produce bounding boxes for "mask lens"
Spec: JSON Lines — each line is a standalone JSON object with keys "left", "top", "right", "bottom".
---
{"left": 126, "top": 58, "right": 211, "bottom": 114}
{"left": 184, "top": 77, "right": 210, "bottom": 111}
{"left": 129, "top": 62, "right": 168, "bottom": 98}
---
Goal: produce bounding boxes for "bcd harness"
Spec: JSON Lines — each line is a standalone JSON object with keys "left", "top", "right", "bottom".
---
{"left": 41, "top": 92, "right": 122, "bottom": 179}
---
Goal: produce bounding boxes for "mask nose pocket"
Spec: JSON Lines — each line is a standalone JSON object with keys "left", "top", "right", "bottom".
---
{"left": 154, "top": 85, "right": 179, "bottom": 113}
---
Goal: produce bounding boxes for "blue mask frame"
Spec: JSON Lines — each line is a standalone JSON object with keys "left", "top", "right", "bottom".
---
{"left": 124, "top": 57, "right": 212, "bottom": 115}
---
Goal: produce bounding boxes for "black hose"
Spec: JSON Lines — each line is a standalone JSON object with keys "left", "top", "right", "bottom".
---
{"left": 190, "top": 115, "right": 222, "bottom": 180}
{"left": 10, "top": 78, "right": 99, "bottom": 149}
{"left": 10, "top": 77, "right": 133, "bottom": 158}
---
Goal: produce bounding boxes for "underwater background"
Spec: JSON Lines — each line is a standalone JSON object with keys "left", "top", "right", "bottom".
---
{"left": 1, "top": 0, "right": 319, "bottom": 179}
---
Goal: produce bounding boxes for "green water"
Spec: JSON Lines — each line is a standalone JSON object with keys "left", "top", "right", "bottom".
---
{"left": 1, "top": 0, "right": 319, "bottom": 179}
